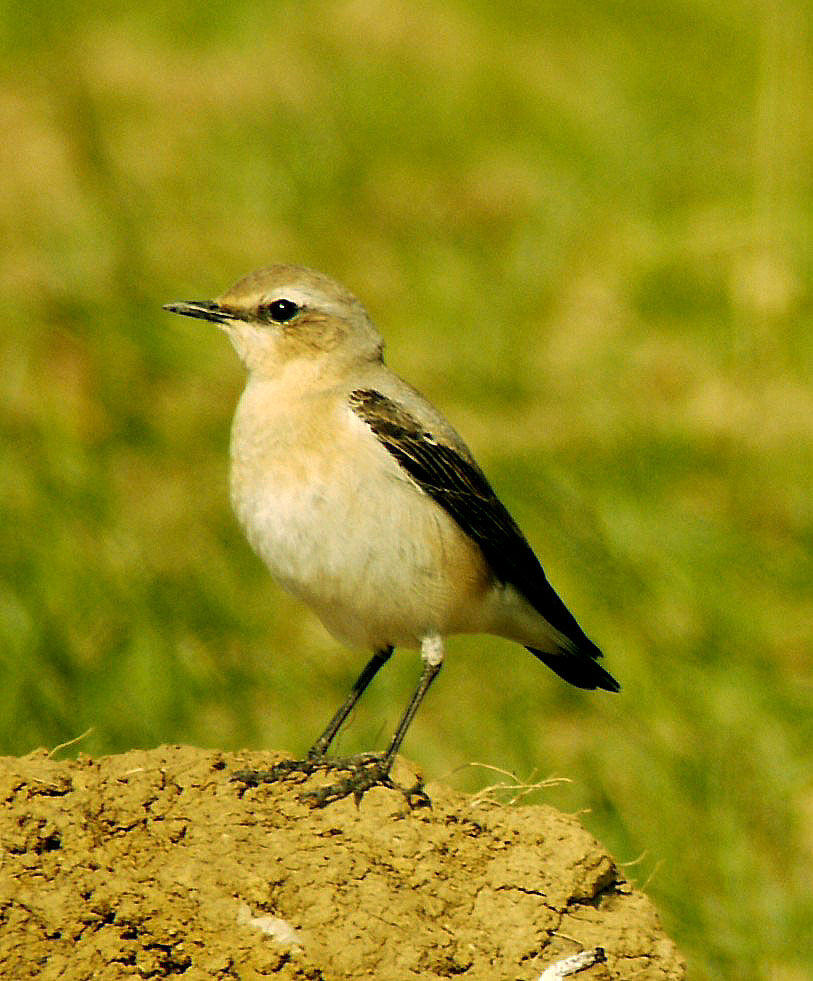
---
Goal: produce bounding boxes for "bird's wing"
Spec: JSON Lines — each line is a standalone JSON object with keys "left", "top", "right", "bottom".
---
{"left": 349, "top": 388, "right": 537, "bottom": 580}
{"left": 348, "top": 388, "right": 618, "bottom": 691}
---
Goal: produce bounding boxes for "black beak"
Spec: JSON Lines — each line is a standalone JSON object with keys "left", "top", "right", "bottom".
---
{"left": 162, "top": 300, "right": 235, "bottom": 326}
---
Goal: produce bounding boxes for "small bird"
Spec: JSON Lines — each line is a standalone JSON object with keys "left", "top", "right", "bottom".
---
{"left": 164, "top": 265, "right": 618, "bottom": 806}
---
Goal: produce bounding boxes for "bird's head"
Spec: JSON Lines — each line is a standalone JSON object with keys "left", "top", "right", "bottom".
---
{"left": 164, "top": 264, "right": 384, "bottom": 379}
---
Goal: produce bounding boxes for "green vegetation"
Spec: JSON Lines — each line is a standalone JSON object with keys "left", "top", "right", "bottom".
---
{"left": 0, "top": 2, "right": 810, "bottom": 977}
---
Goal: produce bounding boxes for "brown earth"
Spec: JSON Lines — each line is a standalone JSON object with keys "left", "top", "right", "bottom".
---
{"left": 0, "top": 745, "right": 685, "bottom": 980}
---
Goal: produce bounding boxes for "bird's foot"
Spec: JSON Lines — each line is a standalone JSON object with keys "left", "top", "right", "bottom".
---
{"left": 232, "top": 752, "right": 431, "bottom": 809}
{"left": 298, "top": 754, "right": 432, "bottom": 809}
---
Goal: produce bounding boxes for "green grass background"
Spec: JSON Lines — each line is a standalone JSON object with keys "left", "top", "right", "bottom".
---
{"left": 1, "top": 1, "right": 810, "bottom": 977}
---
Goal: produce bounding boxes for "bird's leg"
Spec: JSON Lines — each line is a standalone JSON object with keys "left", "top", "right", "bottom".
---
{"left": 307, "top": 645, "right": 394, "bottom": 759}
{"left": 300, "top": 635, "right": 445, "bottom": 808}
{"left": 232, "top": 646, "right": 393, "bottom": 787}
{"left": 233, "top": 637, "right": 444, "bottom": 808}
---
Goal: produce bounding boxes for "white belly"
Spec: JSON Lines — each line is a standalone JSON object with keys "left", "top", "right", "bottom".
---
{"left": 229, "top": 390, "right": 490, "bottom": 650}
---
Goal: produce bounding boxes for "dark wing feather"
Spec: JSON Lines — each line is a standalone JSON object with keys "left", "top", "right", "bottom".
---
{"left": 349, "top": 389, "right": 619, "bottom": 692}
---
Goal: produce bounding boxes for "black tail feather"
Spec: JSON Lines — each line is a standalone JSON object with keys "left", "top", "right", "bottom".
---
{"left": 527, "top": 646, "right": 620, "bottom": 693}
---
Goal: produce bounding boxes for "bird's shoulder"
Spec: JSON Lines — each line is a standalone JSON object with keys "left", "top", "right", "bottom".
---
{"left": 346, "top": 383, "right": 544, "bottom": 580}
{"left": 346, "top": 373, "right": 472, "bottom": 450}
{"left": 346, "top": 384, "right": 493, "bottom": 499}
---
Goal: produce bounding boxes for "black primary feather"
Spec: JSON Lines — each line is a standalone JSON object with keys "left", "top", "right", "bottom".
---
{"left": 349, "top": 389, "right": 619, "bottom": 693}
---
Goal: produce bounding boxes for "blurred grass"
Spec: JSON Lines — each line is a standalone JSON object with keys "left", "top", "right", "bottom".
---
{"left": 0, "top": 1, "right": 811, "bottom": 977}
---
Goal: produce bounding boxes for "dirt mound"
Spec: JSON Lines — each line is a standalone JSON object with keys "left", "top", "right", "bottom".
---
{"left": 0, "top": 746, "right": 684, "bottom": 980}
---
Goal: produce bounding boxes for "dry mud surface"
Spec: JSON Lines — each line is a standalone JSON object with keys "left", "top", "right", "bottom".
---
{"left": 0, "top": 745, "right": 685, "bottom": 980}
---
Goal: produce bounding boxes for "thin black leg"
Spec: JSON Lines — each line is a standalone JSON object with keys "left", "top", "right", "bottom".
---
{"left": 381, "top": 656, "right": 442, "bottom": 771}
{"left": 233, "top": 645, "right": 442, "bottom": 809}
{"left": 298, "top": 655, "right": 443, "bottom": 808}
{"left": 232, "top": 646, "right": 393, "bottom": 792}
{"left": 308, "top": 646, "right": 394, "bottom": 759}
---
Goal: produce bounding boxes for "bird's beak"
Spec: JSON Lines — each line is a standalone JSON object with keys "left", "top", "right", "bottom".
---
{"left": 162, "top": 300, "right": 235, "bottom": 326}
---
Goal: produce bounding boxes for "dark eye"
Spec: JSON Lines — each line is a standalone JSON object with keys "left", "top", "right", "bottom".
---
{"left": 263, "top": 298, "right": 301, "bottom": 323}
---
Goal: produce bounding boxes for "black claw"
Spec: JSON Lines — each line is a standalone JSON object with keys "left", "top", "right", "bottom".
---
{"left": 231, "top": 759, "right": 316, "bottom": 787}
{"left": 403, "top": 779, "right": 432, "bottom": 809}
{"left": 231, "top": 754, "right": 432, "bottom": 809}
{"left": 300, "top": 760, "right": 389, "bottom": 808}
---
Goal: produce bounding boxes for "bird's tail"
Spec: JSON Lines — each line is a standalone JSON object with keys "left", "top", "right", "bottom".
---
{"left": 526, "top": 646, "right": 620, "bottom": 692}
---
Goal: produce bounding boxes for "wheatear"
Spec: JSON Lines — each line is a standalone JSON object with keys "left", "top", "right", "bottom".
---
{"left": 165, "top": 265, "right": 618, "bottom": 806}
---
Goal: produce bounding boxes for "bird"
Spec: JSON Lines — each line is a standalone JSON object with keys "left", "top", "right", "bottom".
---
{"left": 164, "top": 265, "right": 619, "bottom": 806}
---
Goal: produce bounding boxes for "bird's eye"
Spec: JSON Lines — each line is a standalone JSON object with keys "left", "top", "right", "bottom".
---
{"left": 262, "top": 298, "right": 301, "bottom": 323}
